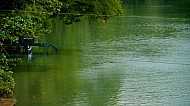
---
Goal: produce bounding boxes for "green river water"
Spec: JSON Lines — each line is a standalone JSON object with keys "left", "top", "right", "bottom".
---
{"left": 13, "top": 0, "right": 190, "bottom": 106}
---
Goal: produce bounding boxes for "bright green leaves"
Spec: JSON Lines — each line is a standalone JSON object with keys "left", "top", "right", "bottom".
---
{"left": 59, "top": 0, "right": 124, "bottom": 24}
{"left": 0, "top": 53, "right": 21, "bottom": 98}
{"left": 0, "top": 0, "right": 63, "bottom": 42}
{"left": 0, "top": 54, "right": 16, "bottom": 98}
{"left": 92, "top": 0, "right": 124, "bottom": 16}
{"left": 0, "top": 70, "right": 15, "bottom": 97}
{"left": 25, "top": 0, "right": 63, "bottom": 16}
{"left": 0, "top": 14, "right": 51, "bottom": 42}
{"left": 0, "top": 53, "right": 22, "bottom": 71}
{"left": 0, "top": 0, "right": 124, "bottom": 41}
{"left": 88, "top": 0, "right": 124, "bottom": 22}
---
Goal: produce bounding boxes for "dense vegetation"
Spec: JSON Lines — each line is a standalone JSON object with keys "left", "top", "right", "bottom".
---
{"left": 0, "top": 0, "right": 124, "bottom": 98}
{"left": 0, "top": 53, "right": 21, "bottom": 97}
{"left": 0, "top": 0, "right": 123, "bottom": 42}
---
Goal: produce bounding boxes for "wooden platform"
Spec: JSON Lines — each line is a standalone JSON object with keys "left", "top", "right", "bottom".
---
{"left": 0, "top": 98, "right": 16, "bottom": 106}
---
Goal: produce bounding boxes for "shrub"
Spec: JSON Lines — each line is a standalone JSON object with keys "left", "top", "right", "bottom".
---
{"left": 0, "top": 53, "right": 22, "bottom": 71}
{"left": 0, "top": 70, "right": 15, "bottom": 98}
{"left": 0, "top": 53, "right": 19, "bottom": 98}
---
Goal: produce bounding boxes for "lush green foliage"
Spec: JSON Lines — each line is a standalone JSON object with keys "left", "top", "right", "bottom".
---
{"left": 0, "top": 70, "right": 15, "bottom": 97}
{"left": 0, "top": 0, "right": 63, "bottom": 42}
{"left": 0, "top": 53, "right": 21, "bottom": 98}
{"left": 0, "top": 53, "right": 22, "bottom": 71}
{"left": 60, "top": 0, "right": 124, "bottom": 24}
{"left": 0, "top": 14, "right": 49, "bottom": 42}
{"left": 0, "top": 0, "right": 124, "bottom": 41}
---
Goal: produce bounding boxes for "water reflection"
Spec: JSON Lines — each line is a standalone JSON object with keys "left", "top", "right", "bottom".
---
{"left": 13, "top": 1, "right": 190, "bottom": 106}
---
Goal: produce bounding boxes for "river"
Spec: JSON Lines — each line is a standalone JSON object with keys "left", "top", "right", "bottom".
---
{"left": 13, "top": 0, "right": 190, "bottom": 106}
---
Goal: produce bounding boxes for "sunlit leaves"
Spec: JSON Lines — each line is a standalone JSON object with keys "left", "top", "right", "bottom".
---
{"left": 25, "top": 0, "right": 63, "bottom": 16}
{"left": 59, "top": 0, "right": 124, "bottom": 24}
{"left": 0, "top": 53, "right": 16, "bottom": 98}
{"left": 0, "top": 53, "right": 22, "bottom": 71}
{"left": 0, "top": 14, "right": 51, "bottom": 42}
{"left": 0, "top": 0, "right": 63, "bottom": 42}
{"left": 0, "top": 52, "right": 21, "bottom": 97}
{"left": 0, "top": 70, "right": 15, "bottom": 97}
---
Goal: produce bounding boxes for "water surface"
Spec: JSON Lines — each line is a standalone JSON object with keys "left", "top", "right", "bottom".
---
{"left": 13, "top": 1, "right": 190, "bottom": 106}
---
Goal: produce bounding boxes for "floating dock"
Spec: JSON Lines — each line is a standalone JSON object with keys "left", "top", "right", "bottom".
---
{"left": 2, "top": 37, "right": 58, "bottom": 54}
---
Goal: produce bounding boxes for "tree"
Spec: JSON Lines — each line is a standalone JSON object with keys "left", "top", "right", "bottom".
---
{"left": 0, "top": 0, "right": 124, "bottom": 42}
{"left": 0, "top": 53, "right": 22, "bottom": 97}
{"left": 0, "top": 0, "right": 63, "bottom": 42}
{"left": 0, "top": 70, "right": 15, "bottom": 97}
{"left": 59, "top": 0, "right": 124, "bottom": 24}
